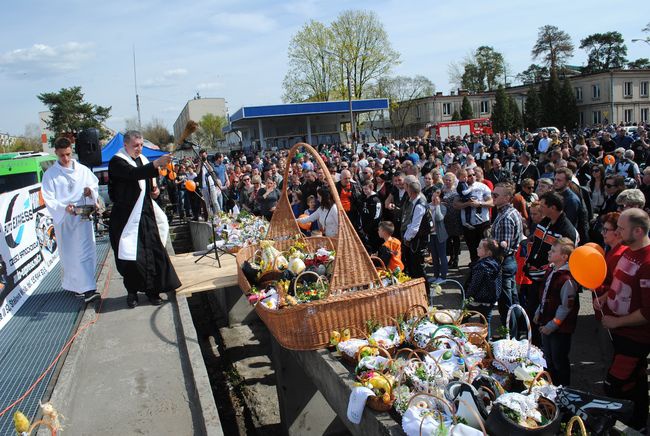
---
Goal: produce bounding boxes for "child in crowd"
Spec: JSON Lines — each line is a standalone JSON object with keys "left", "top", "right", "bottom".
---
{"left": 534, "top": 237, "right": 579, "bottom": 386}
{"left": 377, "top": 221, "right": 404, "bottom": 272}
{"left": 465, "top": 238, "right": 503, "bottom": 338}
{"left": 456, "top": 169, "right": 481, "bottom": 228}
{"left": 303, "top": 195, "right": 319, "bottom": 234}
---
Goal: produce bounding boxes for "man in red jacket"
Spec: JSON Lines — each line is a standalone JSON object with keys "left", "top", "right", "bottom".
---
{"left": 595, "top": 208, "right": 650, "bottom": 431}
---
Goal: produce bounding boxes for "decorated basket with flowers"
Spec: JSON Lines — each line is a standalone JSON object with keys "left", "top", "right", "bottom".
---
{"left": 236, "top": 143, "right": 427, "bottom": 351}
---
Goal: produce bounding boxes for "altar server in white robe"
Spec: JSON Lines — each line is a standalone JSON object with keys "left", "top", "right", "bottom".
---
{"left": 41, "top": 137, "right": 100, "bottom": 303}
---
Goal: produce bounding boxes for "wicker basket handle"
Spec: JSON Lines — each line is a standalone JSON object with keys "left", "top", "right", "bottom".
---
{"left": 291, "top": 270, "right": 330, "bottom": 300}
{"left": 462, "top": 310, "right": 488, "bottom": 327}
{"left": 506, "top": 304, "right": 532, "bottom": 357}
{"left": 404, "top": 304, "right": 429, "bottom": 321}
{"left": 407, "top": 391, "right": 456, "bottom": 415}
{"left": 565, "top": 415, "right": 587, "bottom": 436}
{"left": 268, "top": 143, "right": 380, "bottom": 290}
{"left": 527, "top": 370, "right": 554, "bottom": 394}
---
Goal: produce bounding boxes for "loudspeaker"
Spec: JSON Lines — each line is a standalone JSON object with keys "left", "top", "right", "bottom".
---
{"left": 75, "top": 128, "right": 102, "bottom": 167}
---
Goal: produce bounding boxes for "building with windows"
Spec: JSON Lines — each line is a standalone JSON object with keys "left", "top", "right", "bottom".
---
{"left": 393, "top": 69, "right": 650, "bottom": 137}
{"left": 173, "top": 97, "right": 227, "bottom": 141}
{"left": 569, "top": 69, "right": 650, "bottom": 126}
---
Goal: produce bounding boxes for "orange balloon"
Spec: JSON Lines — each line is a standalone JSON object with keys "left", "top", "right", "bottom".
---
{"left": 159, "top": 168, "right": 168, "bottom": 177}
{"left": 166, "top": 162, "right": 174, "bottom": 171}
{"left": 584, "top": 242, "right": 605, "bottom": 257}
{"left": 168, "top": 171, "right": 176, "bottom": 180}
{"left": 569, "top": 245, "right": 606, "bottom": 289}
{"left": 603, "top": 155, "right": 615, "bottom": 165}
{"left": 185, "top": 180, "right": 196, "bottom": 192}
{"left": 297, "top": 213, "right": 312, "bottom": 231}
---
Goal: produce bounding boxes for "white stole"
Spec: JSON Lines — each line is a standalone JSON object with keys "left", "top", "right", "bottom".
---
{"left": 114, "top": 148, "right": 169, "bottom": 261}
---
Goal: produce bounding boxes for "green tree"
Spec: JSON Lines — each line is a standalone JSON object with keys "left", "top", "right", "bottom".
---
{"left": 508, "top": 95, "right": 523, "bottom": 131}
{"left": 542, "top": 70, "right": 562, "bottom": 127}
{"left": 558, "top": 78, "right": 579, "bottom": 129}
{"left": 531, "top": 25, "right": 574, "bottom": 72}
{"left": 451, "top": 110, "right": 461, "bottom": 121}
{"left": 524, "top": 86, "right": 542, "bottom": 130}
{"left": 516, "top": 64, "right": 549, "bottom": 85}
{"left": 282, "top": 20, "right": 334, "bottom": 102}
{"left": 460, "top": 63, "right": 485, "bottom": 92}
{"left": 628, "top": 58, "right": 650, "bottom": 69}
{"left": 196, "top": 113, "right": 227, "bottom": 148}
{"left": 142, "top": 118, "right": 173, "bottom": 149}
{"left": 37, "top": 86, "right": 111, "bottom": 139}
{"left": 453, "top": 46, "right": 506, "bottom": 92}
{"left": 491, "top": 86, "right": 512, "bottom": 132}
{"left": 330, "top": 10, "right": 400, "bottom": 100}
{"left": 460, "top": 95, "right": 473, "bottom": 120}
{"left": 282, "top": 11, "right": 399, "bottom": 103}
{"left": 580, "top": 31, "right": 627, "bottom": 73}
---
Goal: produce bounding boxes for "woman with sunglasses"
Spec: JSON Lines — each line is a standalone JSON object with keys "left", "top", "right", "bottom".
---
{"left": 593, "top": 212, "right": 625, "bottom": 319}
{"left": 590, "top": 164, "right": 607, "bottom": 215}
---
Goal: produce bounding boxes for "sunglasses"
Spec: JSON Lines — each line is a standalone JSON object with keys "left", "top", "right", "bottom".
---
{"left": 605, "top": 183, "right": 616, "bottom": 188}
{"left": 467, "top": 173, "right": 475, "bottom": 176}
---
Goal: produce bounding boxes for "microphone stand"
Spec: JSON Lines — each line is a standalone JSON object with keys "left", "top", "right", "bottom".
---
{"left": 178, "top": 141, "right": 223, "bottom": 267}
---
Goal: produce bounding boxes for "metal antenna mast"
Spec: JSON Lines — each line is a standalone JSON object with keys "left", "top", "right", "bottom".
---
{"left": 133, "top": 46, "right": 142, "bottom": 130}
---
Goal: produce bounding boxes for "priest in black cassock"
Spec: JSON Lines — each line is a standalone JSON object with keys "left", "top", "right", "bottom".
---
{"left": 108, "top": 130, "right": 181, "bottom": 308}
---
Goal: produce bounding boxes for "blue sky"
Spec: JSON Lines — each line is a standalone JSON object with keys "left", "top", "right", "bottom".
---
{"left": 0, "top": 0, "right": 648, "bottom": 136}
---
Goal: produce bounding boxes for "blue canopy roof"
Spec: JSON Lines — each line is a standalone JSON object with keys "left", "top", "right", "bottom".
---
{"left": 229, "top": 99, "right": 389, "bottom": 123}
{"left": 99, "top": 133, "right": 166, "bottom": 169}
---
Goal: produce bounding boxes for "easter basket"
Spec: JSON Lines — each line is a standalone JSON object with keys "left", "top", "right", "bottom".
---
{"left": 236, "top": 143, "right": 427, "bottom": 350}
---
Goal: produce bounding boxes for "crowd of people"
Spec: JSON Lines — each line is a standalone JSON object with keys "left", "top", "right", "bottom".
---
{"left": 152, "top": 123, "right": 650, "bottom": 431}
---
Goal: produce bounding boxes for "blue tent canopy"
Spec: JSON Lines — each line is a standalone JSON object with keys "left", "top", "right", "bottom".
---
{"left": 96, "top": 133, "right": 166, "bottom": 170}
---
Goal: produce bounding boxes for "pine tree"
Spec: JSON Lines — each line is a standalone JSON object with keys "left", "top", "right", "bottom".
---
{"left": 460, "top": 96, "right": 473, "bottom": 120}
{"left": 524, "top": 86, "right": 542, "bottom": 130}
{"left": 559, "top": 78, "right": 579, "bottom": 129}
{"left": 451, "top": 110, "right": 461, "bottom": 121}
{"left": 491, "top": 86, "right": 511, "bottom": 132}
{"left": 508, "top": 95, "right": 523, "bottom": 131}
{"left": 543, "top": 70, "right": 562, "bottom": 127}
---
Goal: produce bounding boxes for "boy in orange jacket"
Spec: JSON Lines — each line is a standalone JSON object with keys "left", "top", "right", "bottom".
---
{"left": 377, "top": 221, "right": 404, "bottom": 272}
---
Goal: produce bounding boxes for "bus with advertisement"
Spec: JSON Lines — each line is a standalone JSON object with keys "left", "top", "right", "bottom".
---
{"left": 428, "top": 118, "right": 493, "bottom": 140}
{"left": 0, "top": 152, "right": 56, "bottom": 195}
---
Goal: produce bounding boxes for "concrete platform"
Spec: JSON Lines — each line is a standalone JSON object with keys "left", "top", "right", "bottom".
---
{"left": 38, "top": 254, "right": 223, "bottom": 436}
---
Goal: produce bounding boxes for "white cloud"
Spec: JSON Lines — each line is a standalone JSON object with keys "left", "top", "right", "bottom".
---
{"left": 211, "top": 12, "right": 276, "bottom": 33}
{"left": 196, "top": 82, "right": 222, "bottom": 91}
{"left": 141, "top": 67, "right": 189, "bottom": 88}
{"left": 163, "top": 68, "right": 188, "bottom": 78}
{"left": 0, "top": 42, "right": 94, "bottom": 78}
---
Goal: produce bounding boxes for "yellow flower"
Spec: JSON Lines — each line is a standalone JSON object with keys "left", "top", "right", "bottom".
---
{"left": 14, "top": 411, "right": 30, "bottom": 433}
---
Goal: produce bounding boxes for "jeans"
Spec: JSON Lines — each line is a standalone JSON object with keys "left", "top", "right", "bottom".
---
{"left": 428, "top": 235, "right": 448, "bottom": 279}
{"left": 541, "top": 331, "right": 573, "bottom": 386}
{"left": 498, "top": 255, "right": 520, "bottom": 336}
{"left": 177, "top": 190, "right": 191, "bottom": 218}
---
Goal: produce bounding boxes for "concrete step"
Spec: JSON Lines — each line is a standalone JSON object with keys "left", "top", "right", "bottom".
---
{"left": 219, "top": 322, "right": 281, "bottom": 434}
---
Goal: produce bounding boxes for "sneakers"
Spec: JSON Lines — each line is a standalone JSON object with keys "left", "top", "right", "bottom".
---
{"left": 78, "top": 291, "right": 100, "bottom": 303}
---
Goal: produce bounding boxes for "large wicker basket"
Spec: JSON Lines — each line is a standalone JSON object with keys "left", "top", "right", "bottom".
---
{"left": 236, "top": 142, "right": 427, "bottom": 350}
